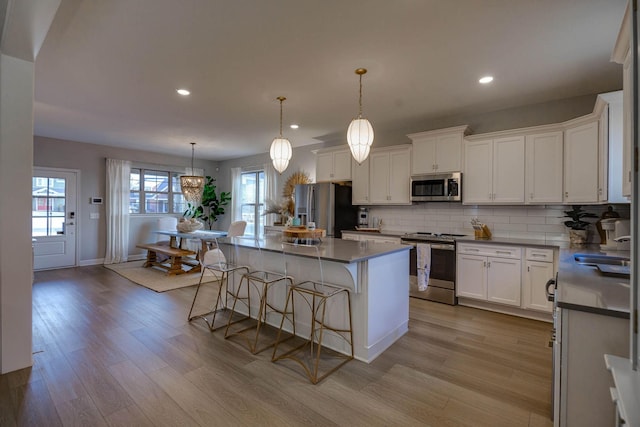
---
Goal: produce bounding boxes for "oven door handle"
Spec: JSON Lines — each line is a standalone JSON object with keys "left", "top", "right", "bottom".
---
{"left": 545, "top": 278, "right": 556, "bottom": 302}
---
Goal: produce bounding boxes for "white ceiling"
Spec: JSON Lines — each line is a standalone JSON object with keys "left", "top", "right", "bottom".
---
{"left": 34, "top": 0, "right": 626, "bottom": 161}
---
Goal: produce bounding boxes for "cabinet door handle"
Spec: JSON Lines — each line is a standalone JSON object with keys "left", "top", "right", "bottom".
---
{"left": 565, "top": 191, "right": 568, "bottom": 198}
{"left": 527, "top": 266, "right": 530, "bottom": 272}
{"left": 496, "top": 250, "right": 511, "bottom": 255}
{"left": 531, "top": 253, "right": 546, "bottom": 257}
{"left": 467, "top": 248, "right": 480, "bottom": 252}
{"left": 487, "top": 261, "right": 491, "bottom": 268}
{"left": 483, "top": 261, "right": 487, "bottom": 267}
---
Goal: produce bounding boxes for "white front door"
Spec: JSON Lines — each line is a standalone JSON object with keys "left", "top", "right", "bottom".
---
{"left": 32, "top": 168, "right": 78, "bottom": 270}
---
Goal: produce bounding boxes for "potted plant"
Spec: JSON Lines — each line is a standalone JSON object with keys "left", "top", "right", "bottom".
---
{"left": 183, "top": 176, "right": 231, "bottom": 230}
{"left": 563, "top": 205, "right": 598, "bottom": 246}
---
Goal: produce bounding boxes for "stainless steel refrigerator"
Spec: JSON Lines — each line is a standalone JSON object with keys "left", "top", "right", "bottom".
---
{"left": 294, "top": 183, "right": 358, "bottom": 238}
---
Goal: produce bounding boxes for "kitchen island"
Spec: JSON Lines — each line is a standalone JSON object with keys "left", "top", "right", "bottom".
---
{"left": 217, "top": 236, "right": 411, "bottom": 363}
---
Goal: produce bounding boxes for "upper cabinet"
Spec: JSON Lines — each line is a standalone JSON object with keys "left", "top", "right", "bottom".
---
{"left": 611, "top": 3, "right": 632, "bottom": 198}
{"left": 407, "top": 125, "right": 468, "bottom": 175}
{"left": 351, "top": 157, "right": 370, "bottom": 205}
{"left": 316, "top": 147, "right": 352, "bottom": 182}
{"left": 463, "top": 136, "right": 525, "bottom": 204}
{"left": 525, "top": 131, "right": 564, "bottom": 204}
{"left": 368, "top": 145, "right": 412, "bottom": 205}
{"left": 461, "top": 93, "right": 623, "bottom": 206}
{"left": 563, "top": 100, "right": 608, "bottom": 204}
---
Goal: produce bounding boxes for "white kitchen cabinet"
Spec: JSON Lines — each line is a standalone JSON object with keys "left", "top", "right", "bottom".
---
{"left": 523, "top": 246, "right": 555, "bottom": 313}
{"left": 341, "top": 232, "right": 401, "bottom": 245}
{"left": 525, "top": 131, "right": 563, "bottom": 204}
{"left": 351, "top": 157, "right": 370, "bottom": 205}
{"left": 361, "top": 235, "right": 401, "bottom": 244}
{"left": 341, "top": 232, "right": 360, "bottom": 241}
{"left": 563, "top": 112, "right": 608, "bottom": 204}
{"left": 560, "top": 309, "right": 628, "bottom": 427}
{"left": 612, "top": 6, "right": 632, "bottom": 198}
{"left": 316, "top": 148, "right": 352, "bottom": 182}
{"left": 456, "top": 244, "right": 522, "bottom": 307}
{"left": 462, "top": 139, "right": 492, "bottom": 203}
{"left": 621, "top": 53, "right": 632, "bottom": 198}
{"left": 407, "top": 125, "right": 467, "bottom": 175}
{"left": 463, "top": 136, "right": 525, "bottom": 204}
{"left": 456, "top": 253, "right": 487, "bottom": 300}
{"left": 487, "top": 257, "right": 522, "bottom": 306}
{"left": 369, "top": 146, "right": 411, "bottom": 205}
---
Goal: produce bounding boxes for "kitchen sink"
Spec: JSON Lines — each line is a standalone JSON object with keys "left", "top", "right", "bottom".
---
{"left": 574, "top": 254, "right": 631, "bottom": 267}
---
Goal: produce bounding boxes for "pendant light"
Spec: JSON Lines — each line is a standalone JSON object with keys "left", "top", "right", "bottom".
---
{"left": 347, "top": 68, "right": 374, "bottom": 164}
{"left": 270, "top": 96, "right": 293, "bottom": 174}
{"left": 180, "top": 142, "right": 205, "bottom": 205}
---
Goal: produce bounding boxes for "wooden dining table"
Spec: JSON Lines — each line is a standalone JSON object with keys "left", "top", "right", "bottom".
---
{"left": 138, "top": 230, "right": 228, "bottom": 275}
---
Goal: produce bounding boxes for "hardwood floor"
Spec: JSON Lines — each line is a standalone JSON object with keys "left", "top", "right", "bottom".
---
{"left": 1, "top": 265, "right": 553, "bottom": 426}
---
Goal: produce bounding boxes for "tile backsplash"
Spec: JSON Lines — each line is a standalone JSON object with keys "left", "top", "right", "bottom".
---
{"left": 369, "top": 203, "right": 631, "bottom": 243}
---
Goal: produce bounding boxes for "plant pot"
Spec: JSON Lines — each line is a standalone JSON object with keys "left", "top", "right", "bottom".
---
{"left": 568, "top": 229, "right": 588, "bottom": 246}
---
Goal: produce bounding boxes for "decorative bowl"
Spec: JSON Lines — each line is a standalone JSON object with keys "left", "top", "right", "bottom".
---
{"left": 177, "top": 219, "right": 204, "bottom": 233}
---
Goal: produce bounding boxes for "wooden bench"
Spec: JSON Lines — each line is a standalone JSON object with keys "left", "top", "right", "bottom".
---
{"left": 137, "top": 243, "right": 199, "bottom": 276}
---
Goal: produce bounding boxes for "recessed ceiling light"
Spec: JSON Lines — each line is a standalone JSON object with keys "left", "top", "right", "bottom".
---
{"left": 479, "top": 76, "right": 494, "bottom": 84}
{"left": 176, "top": 89, "right": 190, "bottom": 96}
{"left": 290, "top": 124, "right": 299, "bottom": 129}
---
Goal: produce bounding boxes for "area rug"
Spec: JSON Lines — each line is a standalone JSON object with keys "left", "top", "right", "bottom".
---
{"left": 104, "top": 260, "right": 220, "bottom": 292}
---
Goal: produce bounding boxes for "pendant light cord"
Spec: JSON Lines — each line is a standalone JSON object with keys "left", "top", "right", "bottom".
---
{"left": 190, "top": 142, "right": 196, "bottom": 173}
{"left": 358, "top": 73, "right": 363, "bottom": 118}
{"left": 276, "top": 96, "right": 286, "bottom": 138}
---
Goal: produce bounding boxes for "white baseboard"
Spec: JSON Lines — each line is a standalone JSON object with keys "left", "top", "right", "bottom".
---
{"left": 79, "top": 258, "right": 104, "bottom": 266}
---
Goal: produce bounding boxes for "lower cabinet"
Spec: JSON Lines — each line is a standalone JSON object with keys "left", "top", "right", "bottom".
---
{"left": 341, "top": 232, "right": 401, "bottom": 245}
{"left": 457, "top": 244, "right": 522, "bottom": 307}
{"left": 457, "top": 243, "right": 555, "bottom": 314}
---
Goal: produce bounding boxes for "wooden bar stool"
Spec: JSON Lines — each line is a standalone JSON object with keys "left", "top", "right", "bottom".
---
{"left": 272, "top": 242, "right": 354, "bottom": 384}
{"left": 224, "top": 239, "right": 295, "bottom": 354}
{"left": 187, "top": 237, "right": 250, "bottom": 331}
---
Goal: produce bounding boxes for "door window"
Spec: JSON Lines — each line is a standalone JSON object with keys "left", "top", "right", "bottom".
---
{"left": 32, "top": 177, "right": 66, "bottom": 237}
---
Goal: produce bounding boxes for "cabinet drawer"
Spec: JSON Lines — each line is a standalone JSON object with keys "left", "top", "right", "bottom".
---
{"left": 341, "top": 233, "right": 360, "bottom": 241}
{"left": 457, "top": 244, "right": 521, "bottom": 259}
{"left": 525, "top": 248, "right": 554, "bottom": 262}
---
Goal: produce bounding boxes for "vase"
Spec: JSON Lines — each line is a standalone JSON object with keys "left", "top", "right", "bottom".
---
{"left": 568, "top": 229, "right": 588, "bottom": 246}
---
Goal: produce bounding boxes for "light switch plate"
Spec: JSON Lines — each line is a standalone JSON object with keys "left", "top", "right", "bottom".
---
{"left": 90, "top": 212, "right": 100, "bottom": 219}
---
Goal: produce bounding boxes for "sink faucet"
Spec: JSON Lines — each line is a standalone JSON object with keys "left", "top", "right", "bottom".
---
{"left": 613, "top": 235, "right": 631, "bottom": 243}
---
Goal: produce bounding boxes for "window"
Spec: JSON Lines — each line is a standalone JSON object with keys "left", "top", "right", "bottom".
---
{"left": 240, "top": 170, "right": 265, "bottom": 236}
{"left": 32, "top": 177, "right": 66, "bottom": 236}
{"left": 130, "top": 168, "right": 186, "bottom": 214}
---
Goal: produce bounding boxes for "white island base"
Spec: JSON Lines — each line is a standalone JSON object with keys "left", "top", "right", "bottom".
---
{"left": 222, "top": 237, "right": 410, "bottom": 363}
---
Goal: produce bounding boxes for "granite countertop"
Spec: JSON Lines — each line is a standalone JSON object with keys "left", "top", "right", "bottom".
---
{"left": 555, "top": 244, "right": 630, "bottom": 318}
{"left": 218, "top": 235, "right": 410, "bottom": 264}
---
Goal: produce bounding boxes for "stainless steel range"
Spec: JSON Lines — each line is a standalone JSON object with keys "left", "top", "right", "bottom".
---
{"left": 401, "top": 232, "right": 466, "bottom": 305}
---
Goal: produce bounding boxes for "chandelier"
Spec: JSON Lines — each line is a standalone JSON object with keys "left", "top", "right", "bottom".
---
{"left": 180, "top": 142, "right": 205, "bottom": 205}
{"left": 347, "top": 68, "right": 374, "bottom": 164}
{"left": 270, "top": 96, "right": 293, "bottom": 174}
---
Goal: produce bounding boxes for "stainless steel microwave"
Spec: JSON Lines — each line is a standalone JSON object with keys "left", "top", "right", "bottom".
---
{"left": 410, "top": 172, "right": 461, "bottom": 202}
